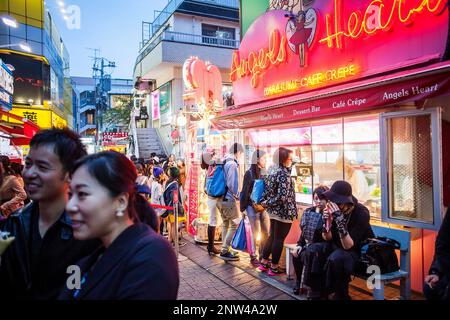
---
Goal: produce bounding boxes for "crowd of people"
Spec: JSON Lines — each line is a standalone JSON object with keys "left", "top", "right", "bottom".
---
{"left": 201, "top": 143, "right": 450, "bottom": 301}
{"left": 0, "top": 128, "right": 179, "bottom": 300}
{"left": 0, "top": 131, "right": 448, "bottom": 301}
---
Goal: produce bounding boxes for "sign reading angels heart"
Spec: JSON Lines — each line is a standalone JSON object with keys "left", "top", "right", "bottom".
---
{"left": 231, "top": 0, "right": 448, "bottom": 107}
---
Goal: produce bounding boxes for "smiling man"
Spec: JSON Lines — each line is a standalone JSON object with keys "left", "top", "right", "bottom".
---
{"left": 0, "top": 128, "right": 99, "bottom": 300}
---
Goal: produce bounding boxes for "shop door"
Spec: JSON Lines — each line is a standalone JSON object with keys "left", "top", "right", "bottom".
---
{"left": 380, "top": 108, "right": 443, "bottom": 230}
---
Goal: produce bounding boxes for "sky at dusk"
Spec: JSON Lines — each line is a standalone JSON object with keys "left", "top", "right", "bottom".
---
{"left": 47, "top": 0, "right": 168, "bottom": 79}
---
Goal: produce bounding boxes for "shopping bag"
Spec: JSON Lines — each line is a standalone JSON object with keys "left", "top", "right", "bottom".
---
{"left": 250, "top": 179, "right": 265, "bottom": 204}
{"left": 231, "top": 218, "right": 247, "bottom": 251}
{"left": 243, "top": 216, "right": 256, "bottom": 256}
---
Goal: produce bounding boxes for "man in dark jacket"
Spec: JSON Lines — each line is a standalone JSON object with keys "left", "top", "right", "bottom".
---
{"left": 0, "top": 129, "right": 99, "bottom": 300}
{"left": 424, "top": 207, "right": 450, "bottom": 300}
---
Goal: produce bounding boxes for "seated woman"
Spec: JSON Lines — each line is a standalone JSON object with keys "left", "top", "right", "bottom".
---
{"left": 291, "top": 185, "right": 329, "bottom": 295}
{"left": 303, "top": 181, "right": 374, "bottom": 300}
{"left": 60, "top": 151, "right": 179, "bottom": 300}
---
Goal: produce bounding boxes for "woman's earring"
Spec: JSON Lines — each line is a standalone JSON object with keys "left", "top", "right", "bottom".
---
{"left": 116, "top": 210, "right": 124, "bottom": 217}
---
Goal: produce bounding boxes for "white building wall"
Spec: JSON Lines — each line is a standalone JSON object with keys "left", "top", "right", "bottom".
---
{"left": 173, "top": 13, "right": 240, "bottom": 41}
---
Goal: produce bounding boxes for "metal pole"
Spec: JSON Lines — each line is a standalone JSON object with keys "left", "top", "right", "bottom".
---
{"left": 173, "top": 188, "right": 179, "bottom": 259}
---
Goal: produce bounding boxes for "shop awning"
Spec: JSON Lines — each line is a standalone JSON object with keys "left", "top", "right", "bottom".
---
{"left": 0, "top": 110, "right": 40, "bottom": 145}
{"left": 213, "top": 61, "right": 450, "bottom": 129}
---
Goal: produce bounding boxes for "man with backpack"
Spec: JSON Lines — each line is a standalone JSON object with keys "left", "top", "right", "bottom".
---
{"left": 205, "top": 144, "right": 243, "bottom": 261}
{"left": 218, "top": 143, "right": 244, "bottom": 260}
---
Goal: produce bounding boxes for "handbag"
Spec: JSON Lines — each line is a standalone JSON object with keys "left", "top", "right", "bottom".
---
{"left": 231, "top": 218, "right": 247, "bottom": 251}
{"left": 356, "top": 237, "right": 401, "bottom": 276}
{"left": 243, "top": 215, "right": 256, "bottom": 256}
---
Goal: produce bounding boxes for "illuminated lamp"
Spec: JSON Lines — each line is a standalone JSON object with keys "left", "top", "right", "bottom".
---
{"left": 177, "top": 114, "right": 187, "bottom": 127}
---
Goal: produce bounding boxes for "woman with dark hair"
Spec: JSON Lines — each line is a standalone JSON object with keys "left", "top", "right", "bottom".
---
{"left": 0, "top": 156, "right": 27, "bottom": 217}
{"left": 60, "top": 151, "right": 179, "bottom": 300}
{"left": 163, "top": 154, "right": 177, "bottom": 173}
{"left": 259, "top": 147, "right": 297, "bottom": 276}
{"left": 291, "top": 185, "right": 329, "bottom": 295}
{"left": 163, "top": 166, "right": 186, "bottom": 247}
{"left": 240, "top": 149, "right": 269, "bottom": 266}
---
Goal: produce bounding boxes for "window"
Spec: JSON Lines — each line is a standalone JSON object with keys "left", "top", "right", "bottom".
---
{"left": 381, "top": 108, "right": 442, "bottom": 230}
{"left": 86, "top": 112, "right": 94, "bottom": 125}
{"left": 343, "top": 117, "right": 381, "bottom": 218}
{"left": 245, "top": 116, "right": 382, "bottom": 216}
{"left": 201, "top": 24, "right": 235, "bottom": 46}
{"left": 312, "top": 119, "right": 344, "bottom": 188}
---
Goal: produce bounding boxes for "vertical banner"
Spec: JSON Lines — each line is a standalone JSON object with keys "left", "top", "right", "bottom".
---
{"left": 151, "top": 90, "right": 160, "bottom": 121}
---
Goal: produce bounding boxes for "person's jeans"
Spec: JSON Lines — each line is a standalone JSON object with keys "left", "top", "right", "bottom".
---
{"left": 262, "top": 219, "right": 292, "bottom": 265}
{"left": 217, "top": 199, "right": 240, "bottom": 253}
{"left": 303, "top": 242, "right": 358, "bottom": 299}
{"left": 246, "top": 205, "right": 270, "bottom": 259}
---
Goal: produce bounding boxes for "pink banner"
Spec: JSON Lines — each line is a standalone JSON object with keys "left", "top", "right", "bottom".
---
{"left": 214, "top": 68, "right": 450, "bottom": 129}
{"left": 187, "top": 163, "right": 200, "bottom": 236}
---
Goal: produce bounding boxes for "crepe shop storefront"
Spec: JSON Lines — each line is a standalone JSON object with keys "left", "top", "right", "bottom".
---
{"left": 213, "top": 0, "right": 450, "bottom": 294}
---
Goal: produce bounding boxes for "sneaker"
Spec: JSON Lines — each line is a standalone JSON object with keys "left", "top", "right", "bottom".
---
{"left": 258, "top": 262, "right": 270, "bottom": 272}
{"left": 219, "top": 251, "right": 240, "bottom": 261}
{"left": 250, "top": 257, "right": 260, "bottom": 267}
{"left": 268, "top": 267, "right": 285, "bottom": 276}
{"left": 230, "top": 249, "right": 240, "bottom": 257}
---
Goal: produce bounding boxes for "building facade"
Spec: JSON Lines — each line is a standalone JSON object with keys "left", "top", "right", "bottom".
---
{"left": 131, "top": 0, "right": 240, "bottom": 159}
{"left": 71, "top": 76, "right": 134, "bottom": 154}
{"left": 0, "top": 0, "right": 73, "bottom": 130}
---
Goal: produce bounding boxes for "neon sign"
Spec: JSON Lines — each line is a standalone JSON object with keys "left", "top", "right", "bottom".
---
{"left": 320, "top": 0, "right": 446, "bottom": 49}
{"left": 264, "top": 64, "right": 358, "bottom": 96}
{"left": 230, "top": 30, "right": 288, "bottom": 88}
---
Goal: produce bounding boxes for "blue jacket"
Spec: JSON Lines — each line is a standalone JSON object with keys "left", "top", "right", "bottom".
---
{"left": 223, "top": 154, "right": 239, "bottom": 201}
{"left": 59, "top": 223, "right": 179, "bottom": 300}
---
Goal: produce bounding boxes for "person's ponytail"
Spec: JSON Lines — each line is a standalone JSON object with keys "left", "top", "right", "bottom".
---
{"left": 131, "top": 192, "right": 159, "bottom": 232}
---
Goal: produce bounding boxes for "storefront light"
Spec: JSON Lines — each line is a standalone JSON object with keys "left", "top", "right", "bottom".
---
{"left": 177, "top": 114, "right": 187, "bottom": 127}
{"left": 1, "top": 16, "right": 18, "bottom": 28}
{"left": 19, "top": 43, "right": 32, "bottom": 53}
{"left": 198, "top": 119, "right": 207, "bottom": 129}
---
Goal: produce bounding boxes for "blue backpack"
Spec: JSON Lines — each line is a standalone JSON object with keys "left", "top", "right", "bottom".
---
{"left": 205, "top": 159, "right": 236, "bottom": 198}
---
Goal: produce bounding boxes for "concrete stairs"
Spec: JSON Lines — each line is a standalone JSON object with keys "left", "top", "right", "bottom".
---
{"left": 136, "top": 127, "right": 166, "bottom": 158}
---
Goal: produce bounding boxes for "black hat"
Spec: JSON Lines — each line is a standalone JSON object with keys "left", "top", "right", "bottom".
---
{"left": 323, "top": 181, "right": 358, "bottom": 205}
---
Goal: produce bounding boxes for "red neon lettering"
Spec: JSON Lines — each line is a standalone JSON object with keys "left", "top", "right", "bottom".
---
{"left": 230, "top": 30, "right": 288, "bottom": 88}
{"left": 320, "top": 0, "right": 446, "bottom": 49}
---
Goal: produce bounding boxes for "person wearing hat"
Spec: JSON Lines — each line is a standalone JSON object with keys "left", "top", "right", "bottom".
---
{"left": 302, "top": 180, "right": 374, "bottom": 300}
{"left": 163, "top": 166, "right": 186, "bottom": 247}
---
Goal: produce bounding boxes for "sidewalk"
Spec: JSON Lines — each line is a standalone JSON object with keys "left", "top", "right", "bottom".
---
{"left": 178, "top": 235, "right": 424, "bottom": 300}
{"left": 177, "top": 239, "right": 297, "bottom": 300}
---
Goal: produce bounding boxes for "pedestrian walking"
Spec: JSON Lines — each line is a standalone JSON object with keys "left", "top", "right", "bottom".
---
{"left": 216, "top": 143, "right": 244, "bottom": 261}
{"left": 259, "top": 147, "right": 297, "bottom": 276}
{"left": 240, "top": 149, "right": 269, "bottom": 267}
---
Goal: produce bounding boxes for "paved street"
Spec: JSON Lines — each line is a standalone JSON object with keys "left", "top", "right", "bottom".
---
{"left": 176, "top": 238, "right": 297, "bottom": 300}
{"left": 177, "top": 236, "right": 424, "bottom": 301}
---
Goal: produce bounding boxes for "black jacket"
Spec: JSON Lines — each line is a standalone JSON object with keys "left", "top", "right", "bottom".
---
{"left": 434, "top": 207, "right": 450, "bottom": 276}
{"left": 240, "top": 169, "right": 255, "bottom": 212}
{"left": 329, "top": 203, "right": 374, "bottom": 254}
{"left": 58, "top": 223, "right": 179, "bottom": 300}
{"left": 0, "top": 202, "right": 100, "bottom": 300}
